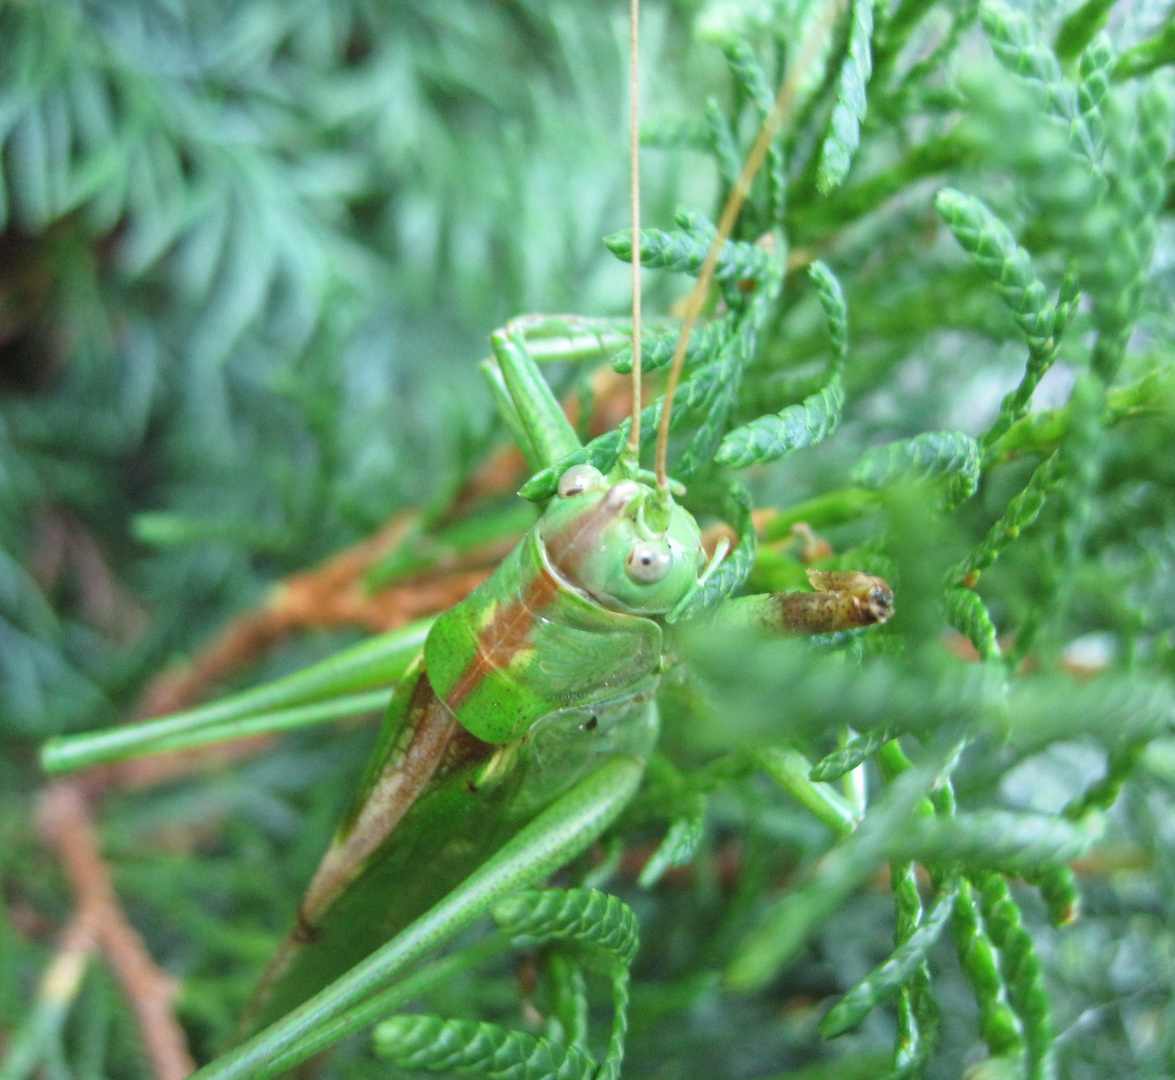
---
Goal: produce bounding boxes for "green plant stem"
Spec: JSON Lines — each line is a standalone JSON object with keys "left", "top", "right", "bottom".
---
{"left": 757, "top": 746, "right": 859, "bottom": 834}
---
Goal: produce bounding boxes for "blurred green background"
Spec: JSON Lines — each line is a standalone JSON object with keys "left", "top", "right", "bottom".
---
{"left": 4, "top": 0, "right": 1175, "bottom": 1077}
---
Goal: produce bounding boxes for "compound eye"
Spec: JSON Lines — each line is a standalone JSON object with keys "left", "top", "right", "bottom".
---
{"left": 558, "top": 464, "right": 604, "bottom": 498}
{"left": 626, "top": 540, "right": 671, "bottom": 585}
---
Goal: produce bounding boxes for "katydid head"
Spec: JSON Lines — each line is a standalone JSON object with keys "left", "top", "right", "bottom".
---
{"left": 539, "top": 464, "right": 703, "bottom": 616}
{"left": 550, "top": 0, "right": 698, "bottom": 618}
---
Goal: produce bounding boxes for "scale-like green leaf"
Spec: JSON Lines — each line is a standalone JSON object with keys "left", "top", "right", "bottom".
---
{"left": 981, "top": 0, "right": 1100, "bottom": 166}
{"left": 1006, "top": 674, "right": 1175, "bottom": 751}
{"left": 374, "top": 1015, "right": 594, "bottom": 1080}
{"left": 821, "top": 884, "right": 957, "bottom": 1036}
{"left": 951, "top": 879, "right": 1025, "bottom": 1059}
{"left": 717, "top": 374, "right": 844, "bottom": 468}
{"left": 603, "top": 226, "right": 771, "bottom": 284}
{"left": 1087, "top": 81, "right": 1172, "bottom": 378}
{"left": 705, "top": 96, "right": 743, "bottom": 194}
{"left": 1054, "top": 0, "right": 1116, "bottom": 63}
{"left": 720, "top": 41, "right": 785, "bottom": 220}
{"left": 714, "top": 260, "right": 849, "bottom": 469}
{"left": 893, "top": 811, "right": 1097, "bottom": 875}
{"left": 611, "top": 319, "right": 732, "bottom": 374}
{"left": 493, "top": 889, "right": 639, "bottom": 967}
{"left": 726, "top": 741, "right": 955, "bottom": 992}
{"left": 723, "top": 41, "right": 773, "bottom": 113}
{"left": 637, "top": 803, "right": 707, "bottom": 888}
{"left": 1028, "top": 864, "right": 1081, "bottom": 927}
{"left": 978, "top": 874, "right": 1055, "bottom": 1079}
{"left": 953, "top": 452, "right": 1064, "bottom": 583}
{"left": 935, "top": 189, "right": 1054, "bottom": 354}
{"left": 809, "top": 261, "right": 849, "bottom": 368}
{"left": 943, "top": 588, "right": 1000, "bottom": 661}
{"left": 677, "top": 265, "right": 784, "bottom": 481}
{"left": 818, "top": 0, "right": 876, "bottom": 192}
{"left": 851, "top": 430, "right": 981, "bottom": 506}
{"left": 809, "top": 730, "right": 894, "bottom": 782}
{"left": 1077, "top": 34, "right": 1114, "bottom": 156}
{"left": 675, "top": 482, "right": 756, "bottom": 620}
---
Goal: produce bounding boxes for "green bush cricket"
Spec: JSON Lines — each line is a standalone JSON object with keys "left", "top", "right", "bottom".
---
{"left": 39, "top": 6, "right": 894, "bottom": 1076}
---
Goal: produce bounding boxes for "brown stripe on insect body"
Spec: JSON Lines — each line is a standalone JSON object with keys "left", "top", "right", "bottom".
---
{"left": 442, "top": 559, "right": 560, "bottom": 712}
{"left": 298, "top": 672, "right": 462, "bottom": 926}
{"left": 543, "top": 480, "right": 643, "bottom": 596}
{"left": 443, "top": 481, "right": 642, "bottom": 713}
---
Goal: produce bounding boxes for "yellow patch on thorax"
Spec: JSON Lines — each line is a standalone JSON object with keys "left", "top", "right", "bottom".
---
{"left": 507, "top": 644, "right": 537, "bottom": 673}
{"left": 475, "top": 601, "right": 500, "bottom": 631}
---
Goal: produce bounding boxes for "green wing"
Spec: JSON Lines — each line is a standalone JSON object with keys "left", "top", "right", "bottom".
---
{"left": 247, "top": 679, "right": 658, "bottom": 1031}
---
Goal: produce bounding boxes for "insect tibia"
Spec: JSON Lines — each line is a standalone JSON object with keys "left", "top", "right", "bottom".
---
{"left": 712, "top": 570, "right": 895, "bottom": 637}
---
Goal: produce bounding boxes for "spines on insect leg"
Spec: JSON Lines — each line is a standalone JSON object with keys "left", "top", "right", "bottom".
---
{"left": 709, "top": 570, "right": 894, "bottom": 637}
{"left": 486, "top": 328, "right": 583, "bottom": 475}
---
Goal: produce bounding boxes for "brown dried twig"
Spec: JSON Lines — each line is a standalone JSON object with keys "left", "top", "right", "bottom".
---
{"left": 37, "top": 783, "right": 196, "bottom": 1080}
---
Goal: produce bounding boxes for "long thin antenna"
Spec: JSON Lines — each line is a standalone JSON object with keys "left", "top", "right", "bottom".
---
{"left": 626, "top": 0, "right": 643, "bottom": 466}
{"left": 653, "top": 0, "right": 845, "bottom": 491}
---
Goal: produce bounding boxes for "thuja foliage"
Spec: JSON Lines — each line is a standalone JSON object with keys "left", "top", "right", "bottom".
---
{"left": 2, "top": 0, "right": 1175, "bottom": 1078}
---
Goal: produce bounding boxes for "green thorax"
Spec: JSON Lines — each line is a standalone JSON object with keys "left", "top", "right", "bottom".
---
{"left": 425, "top": 468, "right": 704, "bottom": 744}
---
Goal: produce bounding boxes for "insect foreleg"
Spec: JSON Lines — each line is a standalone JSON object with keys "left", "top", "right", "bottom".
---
{"left": 482, "top": 314, "right": 669, "bottom": 478}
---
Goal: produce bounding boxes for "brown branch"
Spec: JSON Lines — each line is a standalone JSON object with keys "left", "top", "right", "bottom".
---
{"left": 129, "top": 512, "right": 421, "bottom": 723}
{"left": 38, "top": 782, "right": 196, "bottom": 1080}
